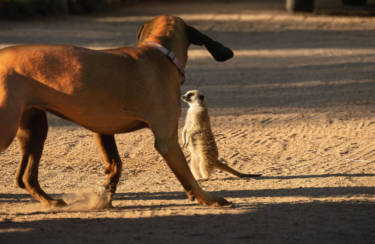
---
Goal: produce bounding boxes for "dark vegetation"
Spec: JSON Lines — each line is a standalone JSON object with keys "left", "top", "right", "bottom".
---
{"left": 0, "top": 0, "right": 128, "bottom": 19}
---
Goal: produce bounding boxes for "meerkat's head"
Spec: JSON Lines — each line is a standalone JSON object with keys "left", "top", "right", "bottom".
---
{"left": 181, "top": 89, "right": 206, "bottom": 107}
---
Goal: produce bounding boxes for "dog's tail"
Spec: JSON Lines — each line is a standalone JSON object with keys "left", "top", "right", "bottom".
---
{"left": 216, "top": 158, "right": 261, "bottom": 178}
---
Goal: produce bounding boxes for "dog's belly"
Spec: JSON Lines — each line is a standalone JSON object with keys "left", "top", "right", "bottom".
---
{"left": 46, "top": 107, "right": 148, "bottom": 134}
{"left": 79, "top": 113, "right": 148, "bottom": 134}
{"left": 81, "top": 119, "right": 148, "bottom": 134}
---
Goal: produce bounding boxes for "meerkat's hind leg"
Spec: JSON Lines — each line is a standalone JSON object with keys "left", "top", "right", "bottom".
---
{"left": 190, "top": 154, "right": 202, "bottom": 179}
{"left": 199, "top": 156, "right": 213, "bottom": 180}
{"left": 217, "top": 159, "right": 261, "bottom": 178}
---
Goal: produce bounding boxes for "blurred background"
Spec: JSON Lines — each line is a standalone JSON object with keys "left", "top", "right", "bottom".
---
{"left": 1, "top": 0, "right": 375, "bottom": 19}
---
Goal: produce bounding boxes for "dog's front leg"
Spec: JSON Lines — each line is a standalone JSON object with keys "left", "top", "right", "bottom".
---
{"left": 153, "top": 128, "right": 231, "bottom": 207}
{"left": 94, "top": 133, "right": 123, "bottom": 208}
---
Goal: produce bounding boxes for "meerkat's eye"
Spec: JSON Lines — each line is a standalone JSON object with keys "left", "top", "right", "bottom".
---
{"left": 186, "top": 93, "right": 193, "bottom": 99}
{"left": 198, "top": 95, "right": 205, "bottom": 100}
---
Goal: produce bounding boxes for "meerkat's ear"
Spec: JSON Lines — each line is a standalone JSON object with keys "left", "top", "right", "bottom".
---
{"left": 199, "top": 94, "right": 205, "bottom": 101}
{"left": 186, "top": 25, "right": 234, "bottom": 62}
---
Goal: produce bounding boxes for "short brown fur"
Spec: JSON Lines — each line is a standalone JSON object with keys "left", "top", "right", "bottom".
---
{"left": 0, "top": 15, "right": 233, "bottom": 207}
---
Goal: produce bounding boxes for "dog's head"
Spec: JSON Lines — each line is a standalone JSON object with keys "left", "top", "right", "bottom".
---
{"left": 137, "top": 15, "right": 233, "bottom": 62}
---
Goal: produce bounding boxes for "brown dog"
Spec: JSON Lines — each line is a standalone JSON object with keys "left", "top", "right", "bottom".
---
{"left": 0, "top": 15, "right": 233, "bottom": 208}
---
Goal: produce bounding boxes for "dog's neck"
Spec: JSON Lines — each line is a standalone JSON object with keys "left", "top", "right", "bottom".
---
{"left": 145, "top": 42, "right": 185, "bottom": 84}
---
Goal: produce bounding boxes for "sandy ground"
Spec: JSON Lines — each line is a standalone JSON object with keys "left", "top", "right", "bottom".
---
{"left": 1, "top": 0, "right": 375, "bottom": 243}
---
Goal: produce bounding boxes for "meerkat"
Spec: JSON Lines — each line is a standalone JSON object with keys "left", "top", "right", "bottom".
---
{"left": 181, "top": 89, "right": 261, "bottom": 180}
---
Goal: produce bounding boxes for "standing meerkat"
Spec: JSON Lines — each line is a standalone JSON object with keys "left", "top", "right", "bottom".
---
{"left": 181, "top": 89, "right": 261, "bottom": 180}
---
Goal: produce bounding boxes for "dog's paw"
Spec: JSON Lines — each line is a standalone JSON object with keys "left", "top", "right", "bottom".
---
{"left": 196, "top": 193, "right": 232, "bottom": 207}
{"left": 43, "top": 199, "right": 67, "bottom": 208}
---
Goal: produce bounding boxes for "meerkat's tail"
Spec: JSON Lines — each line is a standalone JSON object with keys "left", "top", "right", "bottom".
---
{"left": 217, "top": 159, "right": 261, "bottom": 178}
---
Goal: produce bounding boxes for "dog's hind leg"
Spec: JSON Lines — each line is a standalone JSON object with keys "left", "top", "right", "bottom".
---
{"left": 94, "top": 133, "right": 122, "bottom": 208}
{"left": 0, "top": 107, "right": 19, "bottom": 152}
{"left": 16, "top": 108, "right": 66, "bottom": 207}
{"left": 0, "top": 96, "right": 22, "bottom": 153}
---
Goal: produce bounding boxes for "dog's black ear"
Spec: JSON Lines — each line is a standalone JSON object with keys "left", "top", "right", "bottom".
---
{"left": 137, "top": 24, "right": 145, "bottom": 41}
{"left": 186, "top": 25, "right": 233, "bottom": 62}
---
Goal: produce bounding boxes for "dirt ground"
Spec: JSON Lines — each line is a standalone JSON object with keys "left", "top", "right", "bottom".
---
{"left": 1, "top": 0, "right": 375, "bottom": 243}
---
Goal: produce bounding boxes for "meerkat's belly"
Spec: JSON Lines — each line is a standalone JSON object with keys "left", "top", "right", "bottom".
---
{"left": 189, "top": 130, "right": 218, "bottom": 157}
